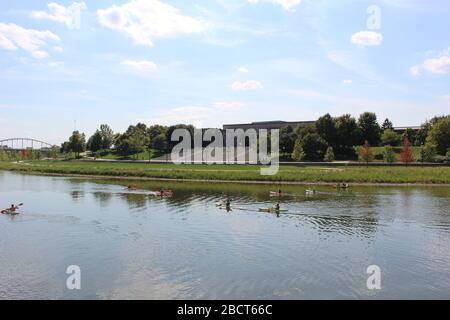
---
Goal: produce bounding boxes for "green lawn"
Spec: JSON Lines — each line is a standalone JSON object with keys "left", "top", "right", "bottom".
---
{"left": 95, "top": 150, "right": 156, "bottom": 161}
{"left": 370, "top": 146, "right": 421, "bottom": 161}
{"left": 0, "top": 160, "right": 449, "bottom": 184}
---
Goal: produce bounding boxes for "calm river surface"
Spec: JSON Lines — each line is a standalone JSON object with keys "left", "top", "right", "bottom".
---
{"left": 0, "top": 171, "right": 449, "bottom": 299}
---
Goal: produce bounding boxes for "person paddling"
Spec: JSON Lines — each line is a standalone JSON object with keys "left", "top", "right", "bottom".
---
{"left": 1, "top": 204, "right": 21, "bottom": 214}
{"left": 225, "top": 198, "right": 231, "bottom": 210}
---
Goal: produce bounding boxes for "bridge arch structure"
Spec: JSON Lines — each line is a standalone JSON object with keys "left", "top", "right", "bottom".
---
{"left": 0, "top": 138, "right": 55, "bottom": 151}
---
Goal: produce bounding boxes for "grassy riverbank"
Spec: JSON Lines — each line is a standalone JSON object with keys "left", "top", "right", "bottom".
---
{"left": 0, "top": 160, "right": 449, "bottom": 184}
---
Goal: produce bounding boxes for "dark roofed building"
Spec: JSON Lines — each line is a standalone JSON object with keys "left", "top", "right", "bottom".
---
{"left": 223, "top": 120, "right": 315, "bottom": 131}
{"left": 392, "top": 126, "right": 421, "bottom": 134}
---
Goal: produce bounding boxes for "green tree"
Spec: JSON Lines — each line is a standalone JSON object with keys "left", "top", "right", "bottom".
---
{"left": 383, "top": 146, "right": 396, "bottom": 164}
{"left": 324, "top": 146, "right": 335, "bottom": 162}
{"left": 126, "top": 130, "right": 149, "bottom": 157}
{"left": 60, "top": 141, "right": 70, "bottom": 153}
{"left": 31, "top": 150, "right": 42, "bottom": 160}
{"left": 50, "top": 146, "right": 59, "bottom": 159}
{"left": 315, "top": 114, "right": 337, "bottom": 148}
{"left": 152, "top": 133, "right": 168, "bottom": 154}
{"left": 359, "top": 140, "right": 374, "bottom": 165}
{"left": 99, "top": 124, "right": 114, "bottom": 150}
{"left": 148, "top": 124, "right": 168, "bottom": 141}
{"left": 291, "top": 140, "right": 305, "bottom": 161}
{"left": 67, "top": 131, "right": 86, "bottom": 156}
{"left": 279, "top": 125, "right": 296, "bottom": 154}
{"left": 381, "top": 118, "right": 393, "bottom": 131}
{"left": 298, "top": 133, "right": 328, "bottom": 161}
{"left": 381, "top": 129, "right": 401, "bottom": 146}
{"left": 419, "top": 143, "right": 437, "bottom": 163}
{"left": 445, "top": 148, "right": 450, "bottom": 162}
{"left": 426, "top": 116, "right": 450, "bottom": 155}
{"left": 416, "top": 123, "right": 431, "bottom": 146}
{"left": 334, "top": 114, "right": 361, "bottom": 159}
{"left": 358, "top": 112, "right": 381, "bottom": 146}
{"left": 416, "top": 116, "right": 446, "bottom": 146}
{"left": 87, "top": 130, "right": 102, "bottom": 152}
{"left": 115, "top": 123, "right": 150, "bottom": 156}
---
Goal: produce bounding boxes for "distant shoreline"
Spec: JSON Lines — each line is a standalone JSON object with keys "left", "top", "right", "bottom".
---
{"left": 2, "top": 169, "right": 450, "bottom": 187}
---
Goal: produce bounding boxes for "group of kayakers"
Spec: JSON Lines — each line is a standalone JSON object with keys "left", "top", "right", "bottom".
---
{"left": 3, "top": 184, "right": 349, "bottom": 216}
{"left": 219, "top": 184, "right": 350, "bottom": 213}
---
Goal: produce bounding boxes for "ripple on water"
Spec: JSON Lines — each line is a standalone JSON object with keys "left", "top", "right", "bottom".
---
{"left": 1, "top": 171, "right": 450, "bottom": 299}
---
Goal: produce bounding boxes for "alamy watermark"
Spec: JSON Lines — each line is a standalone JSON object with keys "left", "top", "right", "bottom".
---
{"left": 367, "top": 5, "right": 381, "bottom": 30}
{"left": 64, "top": 2, "right": 86, "bottom": 30}
{"left": 366, "top": 265, "right": 381, "bottom": 290}
{"left": 66, "top": 265, "right": 81, "bottom": 290}
{"left": 170, "top": 128, "right": 280, "bottom": 175}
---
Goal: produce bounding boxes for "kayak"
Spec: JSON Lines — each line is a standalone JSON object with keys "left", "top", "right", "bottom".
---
{"left": 259, "top": 208, "right": 288, "bottom": 213}
{"left": 1, "top": 209, "right": 20, "bottom": 215}
{"left": 333, "top": 184, "right": 349, "bottom": 189}
{"left": 216, "top": 203, "right": 233, "bottom": 209}
{"left": 217, "top": 206, "right": 233, "bottom": 210}
{"left": 1, "top": 203, "right": 23, "bottom": 215}
{"left": 270, "top": 192, "right": 283, "bottom": 197}
{"left": 149, "top": 190, "right": 173, "bottom": 197}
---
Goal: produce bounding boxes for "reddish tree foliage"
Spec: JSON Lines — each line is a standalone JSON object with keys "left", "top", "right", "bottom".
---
{"left": 20, "top": 150, "right": 30, "bottom": 160}
{"left": 359, "top": 140, "right": 374, "bottom": 165}
{"left": 400, "top": 136, "right": 414, "bottom": 165}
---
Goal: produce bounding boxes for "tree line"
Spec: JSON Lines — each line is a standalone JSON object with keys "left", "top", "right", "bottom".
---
{"left": 60, "top": 112, "right": 450, "bottom": 163}
{"left": 285, "top": 113, "right": 449, "bottom": 162}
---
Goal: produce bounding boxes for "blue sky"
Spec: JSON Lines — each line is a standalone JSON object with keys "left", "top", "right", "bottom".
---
{"left": 0, "top": 0, "right": 449, "bottom": 144}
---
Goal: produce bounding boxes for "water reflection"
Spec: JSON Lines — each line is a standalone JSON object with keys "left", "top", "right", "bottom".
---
{"left": 92, "top": 192, "right": 113, "bottom": 208}
{"left": 1, "top": 171, "right": 450, "bottom": 299}
{"left": 70, "top": 190, "right": 84, "bottom": 201}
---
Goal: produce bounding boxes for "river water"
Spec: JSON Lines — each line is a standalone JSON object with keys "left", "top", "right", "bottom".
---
{"left": 0, "top": 171, "right": 449, "bottom": 299}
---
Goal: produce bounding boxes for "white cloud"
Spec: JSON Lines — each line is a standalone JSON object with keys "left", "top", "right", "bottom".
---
{"left": 32, "top": 50, "right": 49, "bottom": 59}
{"left": 53, "top": 46, "right": 64, "bottom": 52}
{"left": 411, "top": 48, "right": 450, "bottom": 75}
{"left": 231, "top": 80, "right": 262, "bottom": 91}
{"left": 342, "top": 79, "right": 352, "bottom": 85}
{"left": 423, "top": 56, "right": 450, "bottom": 74}
{"left": 351, "top": 31, "right": 383, "bottom": 46}
{"left": 237, "top": 67, "right": 249, "bottom": 73}
{"left": 97, "top": 0, "right": 207, "bottom": 47}
{"left": 0, "top": 23, "right": 60, "bottom": 58}
{"left": 31, "top": 2, "right": 87, "bottom": 29}
{"left": 248, "top": 0, "right": 302, "bottom": 11}
{"left": 121, "top": 60, "right": 158, "bottom": 73}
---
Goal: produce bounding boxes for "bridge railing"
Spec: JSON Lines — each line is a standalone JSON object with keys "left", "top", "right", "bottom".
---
{"left": 0, "top": 138, "right": 55, "bottom": 150}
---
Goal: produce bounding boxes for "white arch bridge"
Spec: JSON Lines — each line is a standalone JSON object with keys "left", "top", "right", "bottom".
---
{"left": 0, "top": 138, "right": 55, "bottom": 151}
